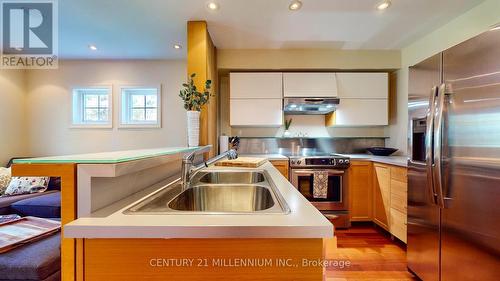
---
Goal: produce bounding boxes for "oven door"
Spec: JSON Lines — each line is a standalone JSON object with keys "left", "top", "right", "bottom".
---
{"left": 290, "top": 169, "right": 347, "bottom": 211}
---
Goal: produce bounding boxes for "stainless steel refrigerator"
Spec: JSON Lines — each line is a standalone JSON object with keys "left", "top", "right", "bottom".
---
{"left": 408, "top": 28, "right": 500, "bottom": 281}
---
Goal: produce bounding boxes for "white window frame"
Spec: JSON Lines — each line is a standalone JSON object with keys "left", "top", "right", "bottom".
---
{"left": 71, "top": 86, "right": 113, "bottom": 128}
{"left": 119, "top": 85, "right": 162, "bottom": 128}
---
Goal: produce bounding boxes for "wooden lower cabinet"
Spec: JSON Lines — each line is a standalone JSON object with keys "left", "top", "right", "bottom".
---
{"left": 371, "top": 163, "right": 408, "bottom": 242}
{"left": 390, "top": 208, "right": 407, "bottom": 243}
{"left": 389, "top": 166, "right": 407, "bottom": 243}
{"left": 83, "top": 238, "right": 323, "bottom": 281}
{"left": 373, "top": 164, "right": 391, "bottom": 230}
{"left": 348, "top": 161, "right": 373, "bottom": 221}
{"left": 269, "top": 160, "right": 289, "bottom": 179}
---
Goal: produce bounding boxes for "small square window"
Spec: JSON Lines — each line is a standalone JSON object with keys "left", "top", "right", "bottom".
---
{"left": 71, "top": 87, "right": 112, "bottom": 128}
{"left": 120, "top": 86, "right": 161, "bottom": 128}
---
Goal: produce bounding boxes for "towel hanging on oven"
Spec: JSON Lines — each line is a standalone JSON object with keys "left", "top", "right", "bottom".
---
{"left": 313, "top": 171, "right": 329, "bottom": 199}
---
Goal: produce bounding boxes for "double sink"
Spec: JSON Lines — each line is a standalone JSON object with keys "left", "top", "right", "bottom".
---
{"left": 125, "top": 170, "right": 290, "bottom": 215}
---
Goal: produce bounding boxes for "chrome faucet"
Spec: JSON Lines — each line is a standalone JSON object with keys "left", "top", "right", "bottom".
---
{"left": 181, "top": 148, "right": 238, "bottom": 191}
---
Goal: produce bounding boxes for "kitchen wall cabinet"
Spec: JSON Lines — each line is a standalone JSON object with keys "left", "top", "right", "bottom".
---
{"left": 330, "top": 99, "right": 388, "bottom": 126}
{"left": 348, "top": 161, "right": 373, "bottom": 221}
{"left": 230, "top": 99, "right": 283, "bottom": 126}
{"left": 269, "top": 160, "right": 289, "bottom": 179}
{"left": 373, "top": 163, "right": 391, "bottom": 230}
{"left": 229, "top": 72, "right": 283, "bottom": 99}
{"left": 336, "top": 73, "right": 388, "bottom": 99}
{"left": 229, "top": 72, "right": 283, "bottom": 127}
{"left": 326, "top": 72, "right": 389, "bottom": 127}
{"left": 283, "top": 73, "right": 337, "bottom": 97}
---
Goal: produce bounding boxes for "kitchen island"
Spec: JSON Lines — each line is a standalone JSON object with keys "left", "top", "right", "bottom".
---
{"left": 12, "top": 147, "right": 333, "bottom": 281}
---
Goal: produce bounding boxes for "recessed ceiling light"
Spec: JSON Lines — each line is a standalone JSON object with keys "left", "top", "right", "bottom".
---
{"left": 289, "top": 0, "right": 302, "bottom": 11}
{"left": 377, "top": 0, "right": 391, "bottom": 10}
{"left": 206, "top": 1, "right": 219, "bottom": 11}
{"left": 88, "top": 44, "right": 97, "bottom": 51}
{"left": 173, "top": 44, "right": 182, "bottom": 49}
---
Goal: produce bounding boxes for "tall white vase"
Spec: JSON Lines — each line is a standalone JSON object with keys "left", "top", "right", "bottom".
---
{"left": 186, "top": 110, "right": 200, "bottom": 147}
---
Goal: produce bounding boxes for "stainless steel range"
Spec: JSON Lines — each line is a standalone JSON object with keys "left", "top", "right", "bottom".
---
{"left": 289, "top": 153, "right": 351, "bottom": 228}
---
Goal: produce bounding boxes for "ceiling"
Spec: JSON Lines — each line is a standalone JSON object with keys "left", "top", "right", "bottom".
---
{"left": 59, "top": 0, "right": 485, "bottom": 59}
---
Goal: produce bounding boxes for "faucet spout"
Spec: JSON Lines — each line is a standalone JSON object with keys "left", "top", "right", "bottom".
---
{"left": 181, "top": 148, "right": 238, "bottom": 191}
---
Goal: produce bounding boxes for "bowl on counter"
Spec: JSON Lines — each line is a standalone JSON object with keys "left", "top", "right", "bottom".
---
{"left": 366, "top": 147, "right": 398, "bottom": 156}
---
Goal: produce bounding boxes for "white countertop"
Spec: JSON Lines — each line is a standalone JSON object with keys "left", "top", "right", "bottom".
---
{"left": 239, "top": 154, "right": 289, "bottom": 160}
{"left": 340, "top": 154, "right": 408, "bottom": 167}
{"left": 64, "top": 161, "right": 333, "bottom": 239}
{"left": 242, "top": 153, "right": 407, "bottom": 167}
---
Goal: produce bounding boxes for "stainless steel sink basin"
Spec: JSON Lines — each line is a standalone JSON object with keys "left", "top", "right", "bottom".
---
{"left": 194, "top": 171, "right": 266, "bottom": 184}
{"left": 124, "top": 169, "right": 290, "bottom": 215}
{"left": 168, "top": 185, "right": 274, "bottom": 212}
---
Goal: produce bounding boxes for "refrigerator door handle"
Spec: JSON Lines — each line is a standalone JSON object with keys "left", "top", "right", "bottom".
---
{"left": 426, "top": 86, "right": 438, "bottom": 205}
{"left": 433, "top": 83, "right": 447, "bottom": 208}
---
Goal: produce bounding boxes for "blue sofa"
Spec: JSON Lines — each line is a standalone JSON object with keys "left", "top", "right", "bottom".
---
{"left": 0, "top": 158, "right": 61, "bottom": 281}
{"left": 0, "top": 231, "right": 60, "bottom": 281}
{"left": 0, "top": 159, "right": 61, "bottom": 218}
{"left": 11, "top": 191, "right": 61, "bottom": 218}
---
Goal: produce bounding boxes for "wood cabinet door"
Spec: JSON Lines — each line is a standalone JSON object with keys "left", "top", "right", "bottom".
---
{"left": 373, "top": 164, "right": 390, "bottom": 230}
{"left": 269, "top": 160, "right": 289, "bottom": 179}
{"left": 390, "top": 208, "right": 407, "bottom": 243}
{"left": 348, "top": 161, "right": 373, "bottom": 221}
{"left": 389, "top": 166, "right": 407, "bottom": 243}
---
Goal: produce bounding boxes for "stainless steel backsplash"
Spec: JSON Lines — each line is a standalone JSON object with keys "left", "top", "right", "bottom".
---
{"left": 236, "top": 138, "right": 386, "bottom": 155}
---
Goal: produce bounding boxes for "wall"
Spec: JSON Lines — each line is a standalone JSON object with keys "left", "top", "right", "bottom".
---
{"left": 387, "top": 0, "right": 500, "bottom": 155}
{"left": 0, "top": 69, "right": 28, "bottom": 165}
{"left": 218, "top": 49, "right": 400, "bottom": 70}
{"left": 25, "top": 60, "right": 187, "bottom": 156}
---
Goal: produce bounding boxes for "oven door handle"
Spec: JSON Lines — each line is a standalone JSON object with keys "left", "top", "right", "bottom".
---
{"left": 291, "top": 169, "right": 344, "bottom": 175}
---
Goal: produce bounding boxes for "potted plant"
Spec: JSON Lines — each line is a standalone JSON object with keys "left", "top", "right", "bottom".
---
{"left": 179, "top": 73, "right": 212, "bottom": 147}
{"left": 283, "top": 118, "right": 292, "bottom": 137}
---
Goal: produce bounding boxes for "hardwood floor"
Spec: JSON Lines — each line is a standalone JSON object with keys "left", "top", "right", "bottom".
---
{"left": 324, "top": 223, "right": 418, "bottom": 281}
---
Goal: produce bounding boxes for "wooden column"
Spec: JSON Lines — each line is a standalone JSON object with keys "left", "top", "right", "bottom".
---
{"left": 12, "top": 163, "right": 78, "bottom": 281}
{"left": 187, "top": 21, "right": 218, "bottom": 158}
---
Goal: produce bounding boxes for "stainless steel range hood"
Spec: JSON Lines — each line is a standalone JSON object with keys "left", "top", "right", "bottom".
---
{"left": 283, "top": 97, "right": 340, "bottom": 115}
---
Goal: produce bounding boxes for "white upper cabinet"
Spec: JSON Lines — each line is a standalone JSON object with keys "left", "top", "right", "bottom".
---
{"left": 230, "top": 99, "right": 283, "bottom": 127}
{"left": 336, "top": 73, "right": 388, "bottom": 99}
{"left": 283, "top": 73, "right": 338, "bottom": 97}
{"left": 335, "top": 99, "right": 388, "bottom": 126}
{"left": 230, "top": 72, "right": 282, "bottom": 99}
{"left": 330, "top": 72, "right": 389, "bottom": 126}
{"left": 229, "top": 72, "right": 283, "bottom": 127}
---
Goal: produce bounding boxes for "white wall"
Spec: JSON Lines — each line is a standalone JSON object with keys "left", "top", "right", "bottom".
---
{"left": 218, "top": 49, "right": 400, "bottom": 70}
{"left": 0, "top": 70, "right": 28, "bottom": 165}
{"left": 25, "top": 60, "right": 187, "bottom": 156}
{"left": 387, "top": 0, "right": 500, "bottom": 155}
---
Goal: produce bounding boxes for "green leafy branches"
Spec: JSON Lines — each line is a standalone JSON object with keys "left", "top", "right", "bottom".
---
{"left": 179, "top": 73, "right": 213, "bottom": 112}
